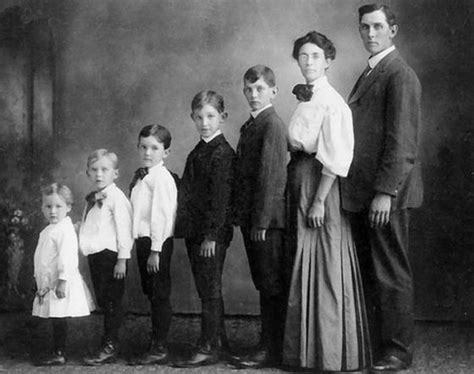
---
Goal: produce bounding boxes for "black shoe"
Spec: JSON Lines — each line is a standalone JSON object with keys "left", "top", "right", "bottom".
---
{"left": 233, "top": 348, "right": 274, "bottom": 369}
{"left": 371, "top": 354, "right": 409, "bottom": 372}
{"left": 83, "top": 341, "right": 118, "bottom": 366}
{"left": 37, "top": 350, "right": 66, "bottom": 366}
{"left": 133, "top": 342, "right": 169, "bottom": 365}
{"left": 173, "top": 343, "right": 218, "bottom": 368}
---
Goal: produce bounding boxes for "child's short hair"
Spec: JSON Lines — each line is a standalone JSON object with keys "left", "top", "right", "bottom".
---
{"left": 243, "top": 65, "right": 276, "bottom": 87}
{"left": 138, "top": 124, "right": 172, "bottom": 150}
{"left": 41, "top": 183, "right": 74, "bottom": 206}
{"left": 191, "top": 90, "right": 225, "bottom": 114}
{"left": 292, "top": 31, "right": 336, "bottom": 61}
{"left": 86, "top": 149, "right": 118, "bottom": 169}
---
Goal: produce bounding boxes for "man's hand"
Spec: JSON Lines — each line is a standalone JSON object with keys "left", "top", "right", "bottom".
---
{"left": 55, "top": 279, "right": 67, "bottom": 299}
{"left": 147, "top": 251, "right": 160, "bottom": 274}
{"left": 199, "top": 239, "right": 216, "bottom": 258}
{"left": 114, "top": 258, "right": 127, "bottom": 279}
{"left": 250, "top": 227, "right": 267, "bottom": 242}
{"left": 369, "top": 193, "right": 392, "bottom": 228}
{"left": 307, "top": 200, "right": 325, "bottom": 228}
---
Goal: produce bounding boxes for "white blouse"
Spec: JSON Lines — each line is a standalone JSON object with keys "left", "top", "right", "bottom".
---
{"left": 288, "top": 76, "right": 354, "bottom": 177}
{"left": 130, "top": 162, "right": 177, "bottom": 252}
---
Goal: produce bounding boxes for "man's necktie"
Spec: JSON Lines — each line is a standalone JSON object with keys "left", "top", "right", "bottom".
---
{"left": 129, "top": 167, "right": 149, "bottom": 195}
{"left": 292, "top": 84, "right": 314, "bottom": 102}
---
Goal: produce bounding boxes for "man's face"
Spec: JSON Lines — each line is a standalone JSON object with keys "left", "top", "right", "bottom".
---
{"left": 359, "top": 9, "right": 398, "bottom": 56}
{"left": 243, "top": 77, "right": 276, "bottom": 111}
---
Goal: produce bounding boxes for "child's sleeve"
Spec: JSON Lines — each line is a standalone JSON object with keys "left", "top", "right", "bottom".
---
{"left": 56, "top": 224, "right": 79, "bottom": 282}
{"left": 113, "top": 192, "right": 134, "bottom": 259}
{"left": 150, "top": 169, "right": 177, "bottom": 252}
{"left": 252, "top": 119, "right": 288, "bottom": 229}
{"left": 203, "top": 147, "right": 235, "bottom": 241}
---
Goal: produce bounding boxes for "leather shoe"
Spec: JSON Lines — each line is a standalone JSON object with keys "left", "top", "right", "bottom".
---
{"left": 37, "top": 350, "right": 66, "bottom": 366}
{"left": 232, "top": 349, "right": 273, "bottom": 369}
{"left": 371, "top": 354, "right": 408, "bottom": 371}
{"left": 173, "top": 349, "right": 218, "bottom": 368}
{"left": 134, "top": 343, "right": 169, "bottom": 365}
{"left": 83, "top": 341, "right": 118, "bottom": 366}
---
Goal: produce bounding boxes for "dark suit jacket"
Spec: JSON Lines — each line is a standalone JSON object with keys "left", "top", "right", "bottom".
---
{"left": 341, "top": 49, "right": 423, "bottom": 212}
{"left": 175, "top": 134, "right": 235, "bottom": 242}
{"left": 234, "top": 106, "right": 287, "bottom": 229}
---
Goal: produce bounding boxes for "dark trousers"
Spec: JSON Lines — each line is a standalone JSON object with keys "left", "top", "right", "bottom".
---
{"left": 241, "top": 227, "right": 287, "bottom": 358}
{"left": 51, "top": 318, "right": 68, "bottom": 352}
{"left": 88, "top": 249, "right": 125, "bottom": 345}
{"left": 349, "top": 209, "right": 414, "bottom": 364}
{"left": 136, "top": 237, "right": 173, "bottom": 345}
{"left": 185, "top": 237, "right": 229, "bottom": 351}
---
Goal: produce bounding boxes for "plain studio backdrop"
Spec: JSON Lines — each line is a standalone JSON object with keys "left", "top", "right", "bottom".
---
{"left": 0, "top": 0, "right": 472, "bottom": 321}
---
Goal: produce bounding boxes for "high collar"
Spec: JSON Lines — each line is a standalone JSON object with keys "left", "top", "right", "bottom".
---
{"left": 308, "top": 75, "right": 329, "bottom": 93}
{"left": 250, "top": 103, "right": 272, "bottom": 119}
{"left": 368, "top": 45, "right": 396, "bottom": 70}
{"left": 201, "top": 129, "right": 222, "bottom": 143}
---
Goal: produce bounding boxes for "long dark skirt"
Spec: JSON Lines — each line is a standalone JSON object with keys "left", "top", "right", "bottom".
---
{"left": 283, "top": 152, "right": 370, "bottom": 371}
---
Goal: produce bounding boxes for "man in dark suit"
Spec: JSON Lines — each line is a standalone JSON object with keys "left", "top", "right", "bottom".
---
{"left": 341, "top": 4, "right": 423, "bottom": 372}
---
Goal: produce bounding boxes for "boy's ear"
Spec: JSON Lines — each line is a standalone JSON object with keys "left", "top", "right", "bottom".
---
{"left": 272, "top": 86, "right": 279, "bottom": 96}
{"left": 220, "top": 111, "right": 228, "bottom": 121}
{"left": 113, "top": 169, "right": 119, "bottom": 180}
{"left": 190, "top": 112, "right": 195, "bottom": 120}
{"left": 163, "top": 148, "right": 170, "bottom": 159}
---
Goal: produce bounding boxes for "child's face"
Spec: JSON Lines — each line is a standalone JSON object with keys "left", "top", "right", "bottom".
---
{"left": 191, "top": 104, "right": 227, "bottom": 139}
{"left": 41, "top": 193, "right": 71, "bottom": 225}
{"left": 243, "top": 77, "right": 277, "bottom": 112}
{"left": 138, "top": 136, "right": 169, "bottom": 168}
{"left": 87, "top": 156, "right": 118, "bottom": 190}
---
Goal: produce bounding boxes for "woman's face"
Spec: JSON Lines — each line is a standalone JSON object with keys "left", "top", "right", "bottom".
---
{"left": 297, "top": 42, "right": 330, "bottom": 84}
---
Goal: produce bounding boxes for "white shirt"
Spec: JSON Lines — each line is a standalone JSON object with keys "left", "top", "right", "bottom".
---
{"left": 288, "top": 75, "right": 354, "bottom": 177}
{"left": 79, "top": 183, "right": 133, "bottom": 259}
{"left": 130, "top": 162, "right": 177, "bottom": 252}
{"left": 367, "top": 45, "right": 396, "bottom": 74}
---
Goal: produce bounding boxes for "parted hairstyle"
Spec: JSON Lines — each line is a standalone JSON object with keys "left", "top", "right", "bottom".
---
{"left": 41, "top": 183, "right": 74, "bottom": 206}
{"left": 138, "top": 124, "right": 172, "bottom": 150}
{"left": 191, "top": 90, "right": 225, "bottom": 114}
{"left": 292, "top": 31, "right": 336, "bottom": 61}
{"left": 358, "top": 3, "right": 397, "bottom": 26}
{"left": 243, "top": 64, "right": 276, "bottom": 88}
{"left": 86, "top": 149, "right": 118, "bottom": 170}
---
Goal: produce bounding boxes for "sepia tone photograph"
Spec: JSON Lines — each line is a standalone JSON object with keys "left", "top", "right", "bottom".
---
{"left": 0, "top": 0, "right": 472, "bottom": 372}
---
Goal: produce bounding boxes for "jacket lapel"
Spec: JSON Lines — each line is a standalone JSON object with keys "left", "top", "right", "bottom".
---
{"left": 348, "top": 49, "right": 399, "bottom": 105}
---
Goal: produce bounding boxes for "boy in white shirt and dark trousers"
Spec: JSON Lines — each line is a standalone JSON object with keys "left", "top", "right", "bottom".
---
{"left": 130, "top": 124, "right": 177, "bottom": 365}
{"left": 79, "top": 149, "right": 133, "bottom": 365}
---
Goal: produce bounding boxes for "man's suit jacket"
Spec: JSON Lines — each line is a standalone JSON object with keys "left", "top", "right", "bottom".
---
{"left": 234, "top": 106, "right": 287, "bottom": 229}
{"left": 341, "top": 49, "right": 423, "bottom": 212}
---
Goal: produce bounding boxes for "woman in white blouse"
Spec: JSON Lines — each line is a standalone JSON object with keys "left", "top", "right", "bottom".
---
{"left": 282, "top": 31, "right": 370, "bottom": 371}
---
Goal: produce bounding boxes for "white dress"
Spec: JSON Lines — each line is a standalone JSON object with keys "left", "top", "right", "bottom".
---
{"left": 32, "top": 216, "right": 94, "bottom": 318}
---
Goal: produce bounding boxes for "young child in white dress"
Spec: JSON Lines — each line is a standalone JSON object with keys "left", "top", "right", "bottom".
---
{"left": 32, "top": 183, "right": 94, "bottom": 365}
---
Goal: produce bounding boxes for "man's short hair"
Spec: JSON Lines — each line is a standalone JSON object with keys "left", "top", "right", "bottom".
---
{"left": 358, "top": 4, "right": 397, "bottom": 26}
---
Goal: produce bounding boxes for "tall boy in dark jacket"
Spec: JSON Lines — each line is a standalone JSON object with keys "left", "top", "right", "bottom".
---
{"left": 234, "top": 65, "right": 288, "bottom": 368}
{"left": 175, "top": 90, "right": 235, "bottom": 367}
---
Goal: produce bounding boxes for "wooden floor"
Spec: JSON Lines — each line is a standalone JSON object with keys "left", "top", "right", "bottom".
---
{"left": 0, "top": 313, "right": 472, "bottom": 373}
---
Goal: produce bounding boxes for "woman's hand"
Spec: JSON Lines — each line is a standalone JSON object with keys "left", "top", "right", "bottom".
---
{"left": 307, "top": 200, "right": 325, "bottom": 228}
{"left": 114, "top": 259, "right": 127, "bottom": 279}
{"left": 199, "top": 239, "right": 216, "bottom": 258}
{"left": 55, "top": 280, "right": 67, "bottom": 299}
{"left": 147, "top": 251, "right": 160, "bottom": 274}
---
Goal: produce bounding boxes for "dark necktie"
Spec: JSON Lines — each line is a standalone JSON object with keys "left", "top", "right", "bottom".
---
{"left": 85, "top": 190, "right": 107, "bottom": 217}
{"left": 129, "top": 167, "right": 149, "bottom": 195}
{"left": 292, "top": 84, "right": 314, "bottom": 102}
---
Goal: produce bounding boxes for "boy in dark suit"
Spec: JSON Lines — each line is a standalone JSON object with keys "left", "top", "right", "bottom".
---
{"left": 234, "top": 65, "right": 288, "bottom": 368}
{"left": 341, "top": 4, "right": 423, "bottom": 372}
{"left": 174, "top": 90, "right": 235, "bottom": 367}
